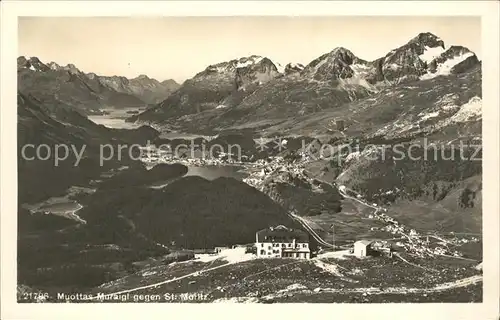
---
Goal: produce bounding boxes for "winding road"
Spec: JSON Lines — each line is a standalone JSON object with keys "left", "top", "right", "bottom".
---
{"left": 286, "top": 183, "right": 379, "bottom": 249}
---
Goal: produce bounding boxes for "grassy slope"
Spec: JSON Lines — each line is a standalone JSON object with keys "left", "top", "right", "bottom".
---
{"left": 75, "top": 254, "right": 482, "bottom": 303}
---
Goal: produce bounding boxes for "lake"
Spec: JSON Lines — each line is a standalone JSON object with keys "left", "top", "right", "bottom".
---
{"left": 184, "top": 165, "right": 248, "bottom": 180}
{"left": 38, "top": 200, "right": 82, "bottom": 213}
{"left": 22, "top": 196, "right": 87, "bottom": 224}
{"left": 150, "top": 165, "right": 249, "bottom": 189}
{"left": 88, "top": 107, "right": 144, "bottom": 129}
{"left": 89, "top": 109, "right": 248, "bottom": 186}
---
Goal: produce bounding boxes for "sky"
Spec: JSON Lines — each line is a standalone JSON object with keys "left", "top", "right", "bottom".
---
{"left": 18, "top": 16, "right": 481, "bottom": 83}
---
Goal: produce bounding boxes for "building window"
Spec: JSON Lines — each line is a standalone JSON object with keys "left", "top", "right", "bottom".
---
{"left": 261, "top": 243, "right": 264, "bottom": 247}
{"left": 260, "top": 250, "right": 265, "bottom": 255}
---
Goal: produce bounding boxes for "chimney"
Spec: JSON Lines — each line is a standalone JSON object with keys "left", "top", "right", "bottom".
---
{"left": 336, "top": 120, "right": 345, "bottom": 132}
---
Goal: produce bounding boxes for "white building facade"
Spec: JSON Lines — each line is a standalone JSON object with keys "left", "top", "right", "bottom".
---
{"left": 255, "top": 225, "right": 310, "bottom": 259}
{"left": 353, "top": 240, "right": 374, "bottom": 257}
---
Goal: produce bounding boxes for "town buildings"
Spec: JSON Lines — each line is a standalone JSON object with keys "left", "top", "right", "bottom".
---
{"left": 255, "top": 225, "right": 310, "bottom": 259}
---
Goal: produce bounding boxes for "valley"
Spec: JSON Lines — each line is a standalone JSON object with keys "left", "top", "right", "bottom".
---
{"left": 16, "top": 31, "right": 483, "bottom": 303}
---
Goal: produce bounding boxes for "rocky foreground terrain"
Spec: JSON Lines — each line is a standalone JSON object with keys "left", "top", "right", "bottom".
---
{"left": 17, "top": 31, "right": 483, "bottom": 303}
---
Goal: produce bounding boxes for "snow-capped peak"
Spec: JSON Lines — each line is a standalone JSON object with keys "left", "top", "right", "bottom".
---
{"left": 283, "top": 62, "right": 305, "bottom": 75}
{"left": 235, "top": 55, "right": 263, "bottom": 68}
{"left": 273, "top": 61, "right": 286, "bottom": 74}
{"left": 266, "top": 60, "right": 304, "bottom": 74}
{"left": 63, "top": 63, "right": 81, "bottom": 74}
{"left": 48, "top": 62, "right": 61, "bottom": 70}
{"left": 204, "top": 55, "right": 266, "bottom": 74}
{"left": 288, "top": 62, "right": 304, "bottom": 69}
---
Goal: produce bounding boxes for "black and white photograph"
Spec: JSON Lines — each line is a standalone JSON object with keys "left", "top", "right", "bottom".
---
{"left": 1, "top": 1, "right": 499, "bottom": 319}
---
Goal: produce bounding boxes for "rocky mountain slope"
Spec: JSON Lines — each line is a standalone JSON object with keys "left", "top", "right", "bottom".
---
{"left": 17, "top": 56, "right": 179, "bottom": 115}
{"left": 17, "top": 91, "right": 159, "bottom": 203}
{"left": 92, "top": 73, "right": 180, "bottom": 105}
{"left": 128, "top": 32, "right": 480, "bottom": 135}
{"left": 128, "top": 55, "right": 283, "bottom": 125}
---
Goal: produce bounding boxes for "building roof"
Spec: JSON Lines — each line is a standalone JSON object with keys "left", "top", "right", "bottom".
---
{"left": 256, "top": 225, "right": 309, "bottom": 243}
{"left": 354, "top": 240, "right": 375, "bottom": 246}
{"left": 283, "top": 248, "right": 310, "bottom": 253}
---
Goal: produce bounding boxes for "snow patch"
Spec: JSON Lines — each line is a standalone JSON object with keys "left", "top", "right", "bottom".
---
{"left": 236, "top": 56, "right": 263, "bottom": 68}
{"left": 419, "top": 111, "right": 440, "bottom": 121}
{"left": 338, "top": 76, "right": 376, "bottom": 92}
{"left": 437, "top": 52, "right": 474, "bottom": 73}
{"left": 388, "top": 63, "right": 400, "bottom": 70}
{"left": 310, "top": 57, "right": 328, "bottom": 74}
{"left": 419, "top": 46, "right": 446, "bottom": 64}
{"left": 29, "top": 65, "right": 36, "bottom": 71}
{"left": 289, "top": 62, "right": 304, "bottom": 70}
{"left": 350, "top": 63, "right": 372, "bottom": 77}
{"left": 274, "top": 61, "right": 285, "bottom": 73}
{"left": 216, "top": 104, "right": 228, "bottom": 109}
{"left": 430, "top": 96, "right": 482, "bottom": 130}
{"left": 449, "top": 96, "right": 482, "bottom": 122}
{"left": 436, "top": 93, "right": 460, "bottom": 110}
{"left": 421, "top": 52, "right": 474, "bottom": 80}
{"left": 316, "top": 250, "right": 351, "bottom": 260}
{"left": 195, "top": 247, "right": 255, "bottom": 264}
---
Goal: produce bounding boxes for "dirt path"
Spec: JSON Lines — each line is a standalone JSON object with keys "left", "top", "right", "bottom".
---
{"left": 393, "top": 252, "right": 438, "bottom": 272}
{"left": 262, "top": 274, "right": 483, "bottom": 300}
{"left": 86, "top": 259, "right": 235, "bottom": 300}
{"left": 320, "top": 274, "right": 482, "bottom": 294}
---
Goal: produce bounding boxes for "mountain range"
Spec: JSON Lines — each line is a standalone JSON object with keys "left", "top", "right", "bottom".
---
{"left": 127, "top": 32, "right": 480, "bottom": 136}
{"left": 17, "top": 56, "right": 180, "bottom": 115}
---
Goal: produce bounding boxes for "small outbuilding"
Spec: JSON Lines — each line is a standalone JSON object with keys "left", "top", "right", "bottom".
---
{"left": 336, "top": 120, "right": 345, "bottom": 132}
{"left": 353, "top": 240, "right": 375, "bottom": 257}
